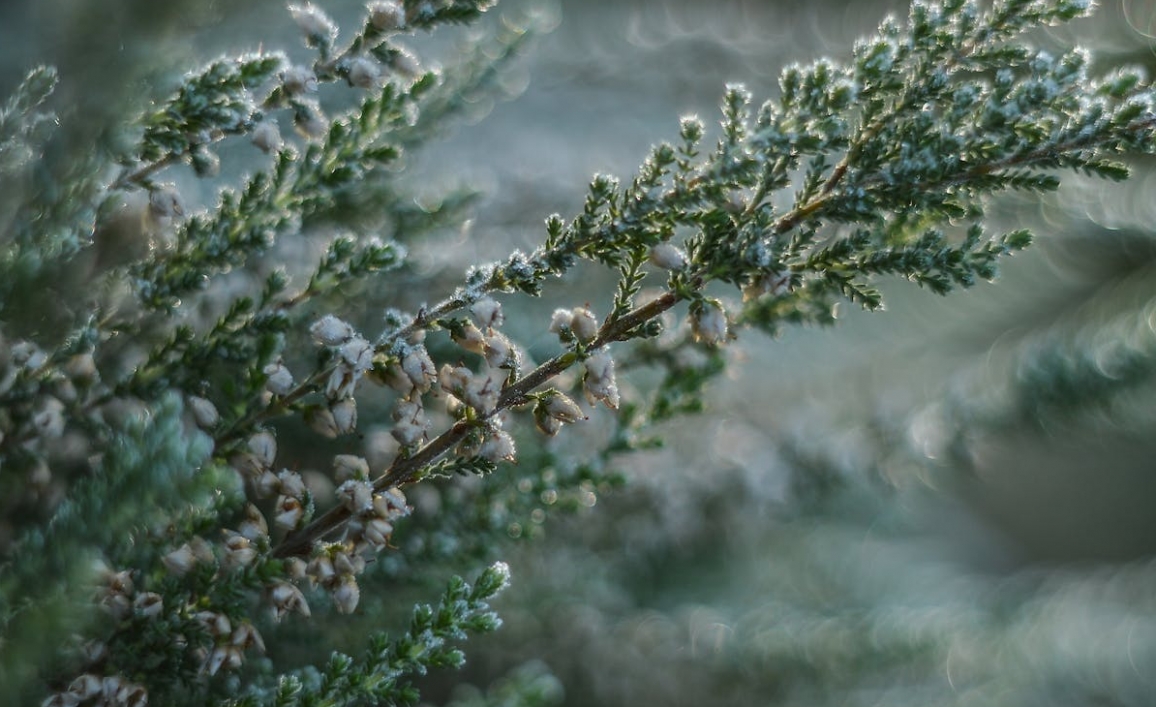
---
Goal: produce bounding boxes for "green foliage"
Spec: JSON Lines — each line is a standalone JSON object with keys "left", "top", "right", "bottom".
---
{"left": 0, "top": 0, "right": 1153, "bottom": 705}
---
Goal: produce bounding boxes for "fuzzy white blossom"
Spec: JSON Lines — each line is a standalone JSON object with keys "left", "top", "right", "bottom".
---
{"left": 483, "top": 331, "right": 516, "bottom": 369}
{"left": 251, "top": 120, "right": 282, "bottom": 153}
{"left": 479, "top": 428, "right": 516, "bottom": 463}
{"left": 369, "top": 0, "right": 405, "bottom": 31}
{"left": 282, "top": 65, "right": 318, "bottom": 95}
{"left": 570, "top": 306, "right": 599, "bottom": 342}
{"left": 347, "top": 57, "right": 381, "bottom": 89}
{"left": 263, "top": 361, "right": 295, "bottom": 396}
{"left": 548, "top": 308, "right": 572, "bottom": 335}
{"left": 288, "top": 3, "right": 337, "bottom": 43}
{"left": 336, "top": 479, "right": 375, "bottom": 514}
{"left": 583, "top": 350, "right": 620, "bottom": 409}
{"left": 269, "top": 581, "right": 310, "bottom": 620}
{"left": 470, "top": 297, "right": 503, "bottom": 329}
{"left": 247, "top": 430, "right": 277, "bottom": 468}
{"left": 274, "top": 495, "right": 305, "bottom": 530}
{"left": 310, "top": 314, "right": 354, "bottom": 346}
{"left": 649, "top": 242, "right": 687, "bottom": 270}
{"left": 332, "top": 575, "right": 360, "bottom": 614}
{"left": 452, "top": 320, "right": 487, "bottom": 354}
{"left": 332, "top": 454, "right": 370, "bottom": 483}
{"left": 331, "top": 397, "right": 358, "bottom": 435}
{"left": 400, "top": 345, "right": 436, "bottom": 392}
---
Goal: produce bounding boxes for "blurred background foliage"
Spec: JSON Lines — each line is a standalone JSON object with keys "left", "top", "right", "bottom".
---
{"left": 3, "top": 0, "right": 1156, "bottom": 705}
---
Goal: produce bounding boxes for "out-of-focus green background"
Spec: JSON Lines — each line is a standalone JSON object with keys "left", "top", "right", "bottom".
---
{"left": 4, "top": 0, "right": 1156, "bottom": 704}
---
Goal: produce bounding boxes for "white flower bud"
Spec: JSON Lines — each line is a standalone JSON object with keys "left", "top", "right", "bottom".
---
{"left": 374, "top": 487, "right": 408, "bottom": 516}
{"left": 369, "top": 0, "right": 405, "bottom": 31}
{"left": 332, "top": 575, "right": 360, "bottom": 614}
{"left": 205, "top": 644, "right": 243, "bottom": 676}
{"left": 391, "top": 46, "right": 420, "bottom": 76}
{"left": 231, "top": 622, "right": 265, "bottom": 652}
{"left": 133, "top": 592, "right": 164, "bottom": 619}
{"left": 570, "top": 307, "right": 599, "bottom": 342}
{"left": 277, "top": 469, "right": 306, "bottom": 499}
{"left": 451, "top": 320, "right": 486, "bottom": 354}
{"left": 162, "top": 544, "right": 197, "bottom": 576}
{"left": 462, "top": 370, "right": 501, "bottom": 413}
{"left": 340, "top": 337, "right": 375, "bottom": 372}
{"left": 331, "top": 397, "right": 358, "bottom": 436}
{"left": 483, "top": 331, "right": 515, "bottom": 369}
{"left": 649, "top": 242, "right": 687, "bottom": 270}
{"left": 223, "top": 532, "right": 257, "bottom": 570}
{"left": 336, "top": 479, "right": 375, "bottom": 514}
{"left": 545, "top": 392, "right": 585, "bottom": 423}
{"left": 347, "top": 57, "right": 380, "bottom": 89}
{"left": 307, "top": 406, "right": 340, "bottom": 438}
{"left": 284, "top": 557, "right": 308, "bottom": 580}
{"left": 195, "top": 610, "right": 232, "bottom": 638}
{"left": 382, "top": 363, "right": 415, "bottom": 395}
{"left": 263, "top": 361, "right": 295, "bottom": 396}
{"left": 548, "top": 308, "right": 572, "bottom": 335}
{"left": 479, "top": 429, "right": 516, "bottom": 463}
{"left": 247, "top": 431, "right": 277, "bottom": 468}
{"left": 187, "top": 396, "right": 219, "bottom": 429}
{"left": 269, "top": 580, "right": 310, "bottom": 620}
{"left": 362, "top": 517, "right": 394, "bottom": 547}
{"left": 289, "top": 3, "right": 337, "bottom": 43}
{"left": 68, "top": 674, "right": 103, "bottom": 700}
{"left": 253, "top": 469, "right": 280, "bottom": 498}
{"left": 401, "top": 346, "right": 436, "bottom": 392}
{"left": 274, "top": 496, "right": 305, "bottom": 531}
{"left": 470, "top": 297, "right": 503, "bottom": 330}
{"left": 307, "top": 554, "right": 336, "bottom": 586}
{"left": 439, "top": 364, "right": 472, "bottom": 396}
{"left": 691, "top": 300, "right": 729, "bottom": 346}
{"left": 238, "top": 503, "right": 269, "bottom": 541}
{"left": 332, "top": 454, "right": 369, "bottom": 483}
{"left": 310, "top": 314, "right": 354, "bottom": 346}
{"left": 583, "top": 350, "right": 620, "bottom": 409}
{"left": 251, "top": 120, "right": 282, "bottom": 154}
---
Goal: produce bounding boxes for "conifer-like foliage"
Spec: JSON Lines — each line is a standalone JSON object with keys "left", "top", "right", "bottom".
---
{"left": 0, "top": 0, "right": 1153, "bottom": 705}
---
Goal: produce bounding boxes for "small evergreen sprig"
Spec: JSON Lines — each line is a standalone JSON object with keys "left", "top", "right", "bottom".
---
{"left": 1, "top": 0, "right": 1154, "bottom": 705}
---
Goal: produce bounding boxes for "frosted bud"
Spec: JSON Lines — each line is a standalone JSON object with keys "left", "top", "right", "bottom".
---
{"left": 570, "top": 307, "right": 599, "bottom": 342}
{"left": 310, "top": 314, "right": 354, "bottom": 346}
{"left": 391, "top": 399, "right": 427, "bottom": 447}
{"left": 133, "top": 592, "right": 163, "bottom": 620}
{"left": 187, "top": 396, "right": 219, "bottom": 428}
{"left": 536, "top": 414, "right": 561, "bottom": 436}
{"left": 382, "top": 363, "right": 415, "bottom": 395}
{"left": 274, "top": 495, "right": 305, "bottom": 530}
{"left": 205, "top": 645, "right": 242, "bottom": 676}
{"left": 289, "top": 3, "right": 337, "bottom": 43}
{"left": 336, "top": 479, "right": 375, "bottom": 514}
{"left": 325, "top": 366, "right": 357, "bottom": 401}
{"left": 649, "top": 242, "right": 687, "bottom": 270}
{"left": 238, "top": 503, "right": 269, "bottom": 541}
{"left": 545, "top": 392, "right": 585, "bottom": 423}
{"left": 247, "top": 431, "right": 277, "bottom": 468}
{"left": 307, "top": 554, "right": 336, "bottom": 586}
{"left": 401, "top": 346, "right": 436, "bottom": 391}
{"left": 462, "top": 370, "right": 501, "bottom": 413}
{"left": 451, "top": 320, "right": 486, "bottom": 354}
{"left": 439, "top": 364, "right": 472, "bottom": 396}
{"left": 33, "top": 397, "right": 65, "bottom": 438}
{"left": 332, "top": 454, "right": 369, "bottom": 483}
{"left": 331, "top": 397, "right": 358, "bottom": 435}
{"left": 253, "top": 469, "right": 280, "bottom": 498}
{"left": 470, "top": 297, "right": 503, "bottom": 329}
{"left": 269, "top": 580, "right": 310, "bottom": 620}
{"left": 548, "top": 308, "right": 572, "bottom": 335}
{"left": 251, "top": 120, "right": 282, "bottom": 154}
{"left": 347, "top": 57, "right": 381, "bottom": 89}
{"left": 333, "top": 551, "right": 365, "bottom": 576}
{"left": 363, "top": 517, "right": 394, "bottom": 547}
{"left": 479, "top": 429, "right": 516, "bottom": 463}
{"left": 148, "top": 184, "right": 184, "bottom": 220}
{"left": 340, "top": 337, "right": 374, "bottom": 372}
{"left": 223, "top": 532, "right": 257, "bottom": 569}
{"left": 583, "top": 350, "right": 620, "bottom": 409}
{"left": 263, "top": 361, "right": 295, "bottom": 396}
{"left": 483, "top": 331, "right": 515, "bottom": 369}
{"left": 306, "top": 406, "right": 339, "bottom": 438}
{"left": 369, "top": 0, "right": 405, "bottom": 31}
{"left": 374, "top": 486, "right": 408, "bottom": 516}
{"left": 162, "top": 544, "right": 197, "bottom": 576}
{"left": 332, "top": 575, "right": 360, "bottom": 614}
{"left": 691, "top": 300, "right": 729, "bottom": 345}
{"left": 68, "top": 674, "right": 103, "bottom": 700}
{"left": 277, "top": 469, "right": 306, "bottom": 499}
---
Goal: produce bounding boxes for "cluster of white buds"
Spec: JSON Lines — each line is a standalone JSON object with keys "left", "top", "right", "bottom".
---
{"left": 649, "top": 242, "right": 688, "bottom": 270}
{"left": 273, "top": 469, "right": 308, "bottom": 531}
{"left": 222, "top": 531, "right": 258, "bottom": 570}
{"left": 193, "top": 611, "right": 265, "bottom": 676}
{"left": 690, "top": 299, "right": 729, "bottom": 346}
{"left": 288, "top": 3, "right": 337, "bottom": 45}
{"left": 234, "top": 429, "right": 277, "bottom": 488}
{"left": 583, "top": 350, "right": 620, "bottom": 409}
{"left": 391, "top": 398, "right": 429, "bottom": 448}
{"left": 533, "top": 390, "right": 586, "bottom": 436}
{"left": 98, "top": 569, "right": 135, "bottom": 622}
{"left": 326, "top": 334, "right": 373, "bottom": 400}
{"left": 439, "top": 364, "right": 502, "bottom": 414}
{"left": 42, "top": 673, "right": 147, "bottom": 707}
{"left": 368, "top": 0, "right": 405, "bottom": 32}
{"left": 344, "top": 486, "right": 409, "bottom": 553}
{"left": 548, "top": 306, "right": 601, "bottom": 343}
